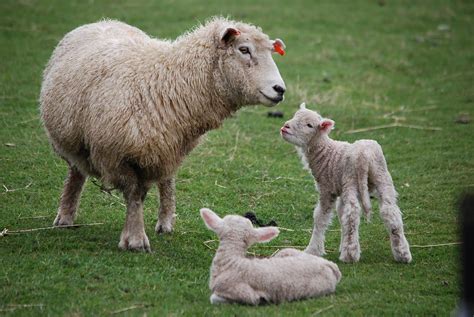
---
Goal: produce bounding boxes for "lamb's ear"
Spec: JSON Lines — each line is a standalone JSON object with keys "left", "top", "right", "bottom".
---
{"left": 254, "top": 227, "right": 280, "bottom": 243}
{"left": 220, "top": 27, "right": 241, "bottom": 46}
{"left": 319, "top": 118, "right": 335, "bottom": 133}
{"left": 200, "top": 208, "right": 224, "bottom": 232}
{"left": 299, "top": 102, "right": 306, "bottom": 110}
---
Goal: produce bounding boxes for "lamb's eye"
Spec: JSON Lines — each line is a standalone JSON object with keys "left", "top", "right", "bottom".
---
{"left": 307, "top": 123, "right": 313, "bottom": 128}
{"left": 239, "top": 46, "right": 250, "bottom": 55}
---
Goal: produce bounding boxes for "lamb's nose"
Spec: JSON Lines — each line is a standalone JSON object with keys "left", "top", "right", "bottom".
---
{"left": 284, "top": 124, "right": 290, "bottom": 129}
{"left": 273, "top": 85, "right": 286, "bottom": 95}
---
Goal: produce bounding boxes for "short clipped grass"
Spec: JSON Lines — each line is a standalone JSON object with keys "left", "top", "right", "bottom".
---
{"left": 1, "top": 0, "right": 473, "bottom": 316}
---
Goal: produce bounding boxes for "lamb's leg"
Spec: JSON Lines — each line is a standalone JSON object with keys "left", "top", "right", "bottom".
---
{"left": 338, "top": 192, "right": 361, "bottom": 263}
{"left": 378, "top": 192, "right": 412, "bottom": 263}
{"left": 118, "top": 173, "right": 151, "bottom": 252}
{"left": 273, "top": 248, "right": 304, "bottom": 258}
{"left": 155, "top": 177, "right": 176, "bottom": 234}
{"left": 53, "top": 165, "right": 87, "bottom": 226}
{"left": 210, "top": 294, "right": 229, "bottom": 304}
{"left": 213, "top": 283, "right": 262, "bottom": 305}
{"left": 305, "top": 193, "right": 335, "bottom": 256}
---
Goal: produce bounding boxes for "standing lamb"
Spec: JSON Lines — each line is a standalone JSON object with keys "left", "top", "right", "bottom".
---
{"left": 40, "top": 18, "right": 286, "bottom": 252}
{"left": 280, "top": 103, "right": 412, "bottom": 263}
{"left": 200, "top": 208, "right": 341, "bottom": 305}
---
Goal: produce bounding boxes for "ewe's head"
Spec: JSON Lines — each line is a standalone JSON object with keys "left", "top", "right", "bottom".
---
{"left": 280, "top": 103, "right": 335, "bottom": 147}
{"left": 212, "top": 19, "right": 286, "bottom": 107}
{"left": 200, "top": 208, "right": 279, "bottom": 247}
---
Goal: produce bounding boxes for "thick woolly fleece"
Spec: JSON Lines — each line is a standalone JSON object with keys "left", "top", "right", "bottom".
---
{"left": 201, "top": 208, "right": 341, "bottom": 305}
{"left": 40, "top": 17, "right": 285, "bottom": 251}
{"left": 281, "top": 104, "right": 412, "bottom": 263}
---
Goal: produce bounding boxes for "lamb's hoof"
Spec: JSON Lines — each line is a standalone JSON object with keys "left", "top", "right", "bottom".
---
{"left": 53, "top": 213, "right": 74, "bottom": 227}
{"left": 304, "top": 246, "right": 325, "bottom": 256}
{"left": 393, "top": 250, "right": 412, "bottom": 263}
{"left": 119, "top": 232, "right": 151, "bottom": 252}
{"left": 210, "top": 293, "right": 229, "bottom": 305}
{"left": 155, "top": 214, "right": 176, "bottom": 234}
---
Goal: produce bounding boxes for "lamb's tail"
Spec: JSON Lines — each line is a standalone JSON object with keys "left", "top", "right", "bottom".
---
{"left": 356, "top": 158, "right": 372, "bottom": 222}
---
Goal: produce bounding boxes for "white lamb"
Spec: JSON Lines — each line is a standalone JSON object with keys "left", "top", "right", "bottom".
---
{"left": 280, "top": 103, "right": 412, "bottom": 263}
{"left": 200, "top": 208, "right": 341, "bottom": 305}
{"left": 40, "top": 18, "right": 286, "bottom": 252}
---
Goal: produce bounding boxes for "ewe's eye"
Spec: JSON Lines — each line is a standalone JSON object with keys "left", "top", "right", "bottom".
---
{"left": 307, "top": 123, "right": 313, "bottom": 128}
{"left": 239, "top": 46, "right": 250, "bottom": 55}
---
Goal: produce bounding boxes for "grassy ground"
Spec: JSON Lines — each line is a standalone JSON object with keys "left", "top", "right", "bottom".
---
{"left": 1, "top": 0, "right": 473, "bottom": 315}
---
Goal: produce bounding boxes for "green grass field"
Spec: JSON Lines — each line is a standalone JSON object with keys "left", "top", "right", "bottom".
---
{"left": 1, "top": 0, "right": 473, "bottom": 315}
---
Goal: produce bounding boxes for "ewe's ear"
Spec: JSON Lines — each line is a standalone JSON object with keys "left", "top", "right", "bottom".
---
{"left": 200, "top": 208, "right": 224, "bottom": 232}
{"left": 273, "top": 39, "right": 286, "bottom": 56}
{"left": 299, "top": 102, "right": 306, "bottom": 110}
{"left": 220, "top": 27, "right": 240, "bottom": 46}
{"left": 254, "top": 227, "right": 280, "bottom": 243}
{"left": 319, "top": 118, "right": 335, "bottom": 133}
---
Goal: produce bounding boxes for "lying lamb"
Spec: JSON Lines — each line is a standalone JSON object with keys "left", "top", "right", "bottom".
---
{"left": 280, "top": 103, "right": 412, "bottom": 263}
{"left": 40, "top": 17, "right": 286, "bottom": 252}
{"left": 200, "top": 208, "right": 341, "bottom": 305}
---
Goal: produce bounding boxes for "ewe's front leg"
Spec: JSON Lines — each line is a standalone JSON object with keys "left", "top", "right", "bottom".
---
{"left": 338, "top": 193, "right": 361, "bottom": 263}
{"left": 155, "top": 177, "right": 176, "bottom": 234}
{"left": 305, "top": 193, "right": 335, "bottom": 256}
{"left": 119, "top": 183, "right": 151, "bottom": 252}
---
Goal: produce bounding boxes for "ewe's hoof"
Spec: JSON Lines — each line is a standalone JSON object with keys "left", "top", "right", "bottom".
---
{"left": 339, "top": 251, "right": 360, "bottom": 263}
{"left": 53, "top": 213, "right": 74, "bottom": 227}
{"left": 155, "top": 214, "right": 176, "bottom": 234}
{"left": 119, "top": 233, "right": 151, "bottom": 252}
{"left": 155, "top": 222, "right": 173, "bottom": 234}
{"left": 393, "top": 250, "right": 412, "bottom": 263}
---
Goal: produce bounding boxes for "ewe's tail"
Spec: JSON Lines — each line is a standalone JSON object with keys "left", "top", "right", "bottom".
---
{"left": 356, "top": 159, "right": 372, "bottom": 222}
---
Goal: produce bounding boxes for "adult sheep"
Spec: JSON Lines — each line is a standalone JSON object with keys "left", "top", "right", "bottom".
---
{"left": 40, "top": 17, "right": 286, "bottom": 252}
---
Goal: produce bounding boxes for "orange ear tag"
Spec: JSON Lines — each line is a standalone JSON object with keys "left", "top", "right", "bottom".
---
{"left": 273, "top": 42, "right": 285, "bottom": 56}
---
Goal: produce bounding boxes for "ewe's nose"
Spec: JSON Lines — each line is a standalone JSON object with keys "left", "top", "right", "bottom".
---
{"left": 273, "top": 85, "right": 286, "bottom": 96}
{"left": 284, "top": 124, "right": 290, "bottom": 129}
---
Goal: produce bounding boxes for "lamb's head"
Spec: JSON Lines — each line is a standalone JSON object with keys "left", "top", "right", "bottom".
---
{"left": 200, "top": 208, "right": 279, "bottom": 247}
{"left": 280, "top": 103, "right": 335, "bottom": 147}
{"left": 213, "top": 19, "right": 286, "bottom": 107}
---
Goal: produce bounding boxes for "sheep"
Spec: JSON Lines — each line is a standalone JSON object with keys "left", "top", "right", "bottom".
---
{"left": 280, "top": 103, "right": 412, "bottom": 263}
{"left": 200, "top": 208, "right": 341, "bottom": 305}
{"left": 39, "top": 17, "right": 286, "bottom": 252}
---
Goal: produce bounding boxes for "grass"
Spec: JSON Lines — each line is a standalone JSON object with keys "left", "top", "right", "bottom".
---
{"left": 1, "top": 0, "right": 473, "bottom": 315}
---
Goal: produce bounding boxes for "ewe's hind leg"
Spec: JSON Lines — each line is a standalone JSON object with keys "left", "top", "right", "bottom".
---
{"left": 379, "top": 193, "right": 412, "bottom": 263}
{"left": 53, "top": 165, "right": 86, "bottom": 226}
{"left": 117, "top": 166, "right": 152, "bottom": 252}
{"left": 338, "top": 193, "right": 361, "bottom": 263}
{"left": 305, "top": 193, "right": 335, "bottom": 256}
{"left": 155, "top": 177, "right": 176, "bottom": 234}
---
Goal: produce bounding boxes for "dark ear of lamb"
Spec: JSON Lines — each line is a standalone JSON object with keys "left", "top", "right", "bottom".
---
{"left": 244, "top": 212, "right": 278, "bottom": 227}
